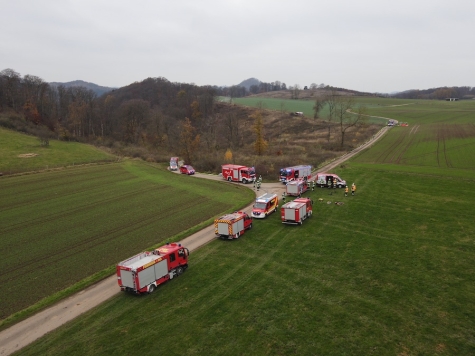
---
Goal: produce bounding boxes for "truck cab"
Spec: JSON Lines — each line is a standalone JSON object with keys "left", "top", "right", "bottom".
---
{"left": 252, "top": 193, "right": 278, "bottom": 218}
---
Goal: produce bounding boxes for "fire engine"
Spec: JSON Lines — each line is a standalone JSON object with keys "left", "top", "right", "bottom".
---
{"left": 252, "top": 193, "right": 279, "bottom": 218}
{"left": 315, "top": 173, "right": 346, "bottom": 188}
{"left": 279, "top": 165, "right": 312, "bottom": 184}
{"left": 222, "top": 164, "right": 256, "bottom": 184}
{"left": 214, "top": 211, "right": 253, "bottom": 239}
{"left": 281, "top": 197, "right": 313, "bottom": 225}
{"left": 116, "top": 242, "right": 189, "bottom": 294}
{"left": 286, "top": 179, "right": 308, "bottom": 196}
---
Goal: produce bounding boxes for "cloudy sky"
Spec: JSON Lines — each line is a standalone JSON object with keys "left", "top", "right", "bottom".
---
{"left": 1, "top": 0, "right": 473, "bottom": 93}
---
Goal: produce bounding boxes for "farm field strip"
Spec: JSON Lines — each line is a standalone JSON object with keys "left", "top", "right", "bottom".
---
{"left": 0, "top": 161, "right": 252, "bottom": 320}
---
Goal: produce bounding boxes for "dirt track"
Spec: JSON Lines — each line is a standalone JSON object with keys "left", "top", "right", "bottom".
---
{"left": 0, "top": 124, "right": 390, "bottom": 356}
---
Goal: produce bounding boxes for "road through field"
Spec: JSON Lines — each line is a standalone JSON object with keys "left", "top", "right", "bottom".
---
{"left": 0, "top": 125, "right": 390, "bottom": 355}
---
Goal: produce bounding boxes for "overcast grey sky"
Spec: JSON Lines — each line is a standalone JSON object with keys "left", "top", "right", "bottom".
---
{"left": 1, "top": 0, "right": 473, "bottom": 93}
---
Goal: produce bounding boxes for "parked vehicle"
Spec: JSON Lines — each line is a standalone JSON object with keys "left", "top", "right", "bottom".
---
{"left": 252, "top": 193, "right": 279, "bottom": 218}
{"left": 281, "top": 197, "right": 313, "bottom": 225}
{"left": 221, "top": 164, "right": 256, "bottom": 184}
{"left": 286, "top": 179, "right": 308, "bottom": 196}
{"left": 279, "top": 165, "right": 312, "bottom": 184}
{"left": 180, "top": 165, "right": 195, "bottom": 175}
{"left": 315, "top": 173, "right": 346, "bottom": 188}
{"left": 214, "top": 211, "right": 253, "bottom": 239}
{"left": 116, "top": 242, "right": 189, "bottom": 294}
{"left": 170, "top": 157, "right": 179, "bottom": 171}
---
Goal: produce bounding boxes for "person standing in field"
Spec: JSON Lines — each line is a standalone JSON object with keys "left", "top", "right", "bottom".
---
{"left": 344, "top": 185, "right": 349, "bottom": 197}
{"left": 351, "top": 183, "right": 356, "bottom": 196}
{"left": 333, "top": 177, "right": 337, "bottom": 189}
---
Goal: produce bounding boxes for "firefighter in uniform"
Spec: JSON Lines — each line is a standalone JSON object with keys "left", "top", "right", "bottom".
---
{"left": 351, "top": 183, "right": 356, "bottom": 196}
{"left": 282, "top": 192, "right": 286, "bottom": 204}
{"left": 333, "top": 177, "right": 337, "bottom": 189}
{"left": 344, "top": 185, "right": 349, "bottom": 197}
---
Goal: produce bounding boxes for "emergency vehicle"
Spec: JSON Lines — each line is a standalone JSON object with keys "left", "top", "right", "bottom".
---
{"left": 281, "top": 197, "right": 313, "bottom": 225}
{"left": 116, "top": 242, "right": 189, "bottom": 294}
{"left": 279, "top": 165, "right": 312, "bottom": 184}
{"left": 286, "top": 179, "right": 308, "bottom": 196}
{"left": 214, "top": 211, "right": 253, "bottom": 239}
{"left": 252, "top": 193, "right": 279, "bottom": 218}
{"left": 221, "top": 164, "right": 256, "bottom": 183}
{"left": 315, "top": 173, "right": 346, "bottom": 188}
{"left": 170, "top": 157, "right": 179, "bottom": 171}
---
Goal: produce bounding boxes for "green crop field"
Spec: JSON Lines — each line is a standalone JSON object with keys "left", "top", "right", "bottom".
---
{"left": 0, "top": 161, "right": 254, "bottom": 321}
{"left": 0, "top": 127, "right": 116, "bottom": 174}
{"left": 15, "top": 99, "right": 475, "bottom": 355}
{"left": 226, "top": 96, "right": 421, "bottom": 124}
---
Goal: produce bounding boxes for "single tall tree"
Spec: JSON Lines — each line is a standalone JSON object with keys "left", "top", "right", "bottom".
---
{"left": 180, "top": 117, "right": 200, "bottom": 164}
{"left": 252, "top": 111, "right": 268, "bottom": 156}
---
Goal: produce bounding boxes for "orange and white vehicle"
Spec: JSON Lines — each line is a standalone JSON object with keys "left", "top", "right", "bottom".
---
{"left": 222, "top": 164, "right": 256, "bottom": 184}
{"left": 315, "top": 173, "right": 346, "bottom": 188}
{"left": 116, "top": 242, "right": 189, "bottom": 294}
{"left": 279, "top": 165, "right": 312, "bottom": 184}
{"left": 281, "top": 197, "right": 313, "bottom": 225}
{"left": 251, "top": 193, "right": 279, "bottom": 218}
{"left": 214, "top": 211, "right": 253, "bottom": 239}
{"left": 285, "top": 179, "right": 308, "bottom": 196}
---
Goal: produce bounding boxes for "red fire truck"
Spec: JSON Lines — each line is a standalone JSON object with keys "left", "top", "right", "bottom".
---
{"left": 116, "top": 242, "right": 189, "bottom": 294}
{"left": 281, "top": 197, "right": 313, "bottom": 225}
{"left": 252, "top": 193, "right": 279, "bottom": 218}
{"left": 285, "top": 179, "right": 308, "bottom": 196}
{"left": 222, "top": 164, "right": 256, "bottom": 184}
{"left": 279, "top": 165, "right": 312, "bottom": 184}
{"left": 214, "top": 211, "right": 253, "bottom": 239}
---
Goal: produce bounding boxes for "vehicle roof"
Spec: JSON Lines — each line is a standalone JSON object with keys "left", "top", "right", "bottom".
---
{"left": 256, "top": 193, "right": 277, "bottom": 202}
{"left": 282, "top": 201, "right": 306, "bottom": 208}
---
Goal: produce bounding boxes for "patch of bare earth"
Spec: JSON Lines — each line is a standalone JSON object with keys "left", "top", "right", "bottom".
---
{"left": 18, "top": 153, "right": 38, "bottom": 158}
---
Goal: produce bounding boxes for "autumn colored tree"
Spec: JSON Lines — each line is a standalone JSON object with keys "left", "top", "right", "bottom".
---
{"left": 224, "top": 149, "right": 233, "bottom": 163}
{"left": 252, "top": 111, "right": 268, "bottom": 156}
{"left": 180, "top": 117, "right": 200, "bottom": 164}
{"left": 23, "top": 100, "right": 41, "bottom": 125}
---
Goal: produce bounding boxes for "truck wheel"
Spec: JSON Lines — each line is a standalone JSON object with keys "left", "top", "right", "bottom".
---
{"left": 248, "top": 223, "right": 252, "bottom": 229}
{"left": 227, "top": 177, "right": 232, "bottom": 182}
{"left": 242, "top": 178, "right": 246, "bottom": 184}
{"left": 148, "top": 284, "right": 156, "bottom": 294}
{"left": 176, "top": 266, "right": 184, "bottom": 276}
{"left": 299, "top": 221, "right": 303, "bottom": 225}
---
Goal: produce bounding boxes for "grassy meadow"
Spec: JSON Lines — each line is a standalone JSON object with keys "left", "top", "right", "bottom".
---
{"left": 16, "top": 99, "right": 475, "bottom": 355}
{"left": 0, "top": 160, "right": 254, "bottom": 322}
{"left": 0, "top": 127, "right": 116, "bottom": 174}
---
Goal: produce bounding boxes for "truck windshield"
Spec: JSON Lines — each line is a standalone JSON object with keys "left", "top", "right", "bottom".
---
{"left": 280, "top": 169, "right": 290, "bottom": 176}
{"left": 254, "top": 202, "right": 267, "bottom": 209}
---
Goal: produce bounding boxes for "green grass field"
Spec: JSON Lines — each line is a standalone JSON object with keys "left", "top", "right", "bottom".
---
{"left": 7, "top": 99, "right": 475, "bottom": 355}
{"left": 0, "top": 127, "right": 116, "bottom": 174}
{"left": 227, "top": 96, "right": 421, "bottom": 124}
{"left": 0, "top": 161, "right": 254, "bottom": 321}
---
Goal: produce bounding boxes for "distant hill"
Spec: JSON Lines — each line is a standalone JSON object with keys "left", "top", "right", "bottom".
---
{"left": 237, "top": 78, "right": 260, "bottom": 90}
{"left": 49, "top": 80, "right": 115, "bottom": 97}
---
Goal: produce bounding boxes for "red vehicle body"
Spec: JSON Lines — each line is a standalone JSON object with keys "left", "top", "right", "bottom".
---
{"left": 180, "top": 165, "right": 195, "bottom": 175}
{"left": 281, "top": 197, "right": 313, "bottom": 225}
{"left": 116, "top": 242, "right": 189, "bottom": 294}
{"left": 214, "top": 211, "right": 253, "bottom": 239}
{"left": 286, "top": 179, "right": 308, "bottom": 196}
{"left": 251, "top": 193, "right": 279, "bottom": 218}
{"left": 222, "top": 164, "right": 256, "bottom": 184}
{"left": 279, "top": 165, "right": 312, "bottom": 184}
